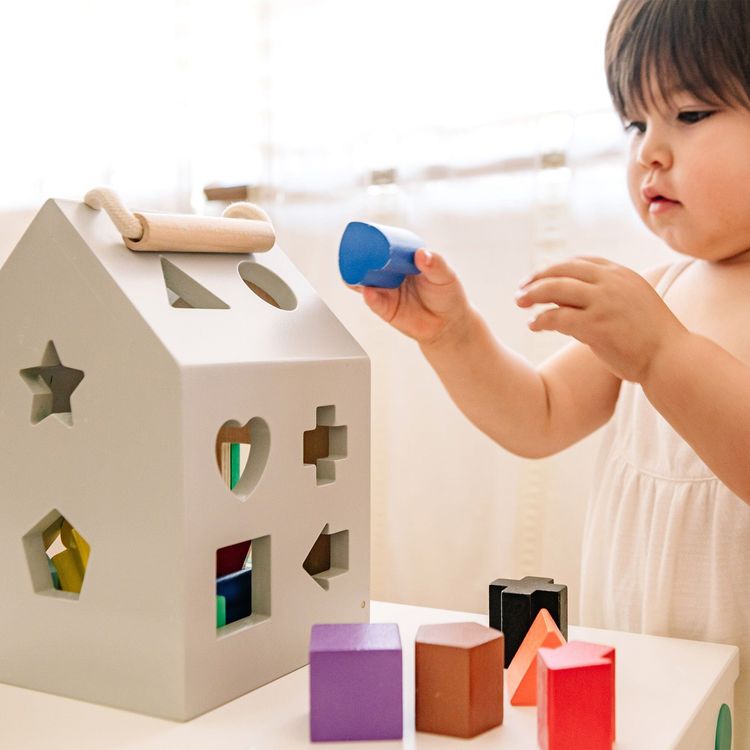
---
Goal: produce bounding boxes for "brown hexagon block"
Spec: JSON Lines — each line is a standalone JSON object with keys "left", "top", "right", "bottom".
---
{"left": 415, "top": 621, "right": 504, "bottom": 738}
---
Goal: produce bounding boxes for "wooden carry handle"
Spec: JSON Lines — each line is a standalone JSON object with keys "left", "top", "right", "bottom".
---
{"left": 84, "top": 187, "right": 275, "bottom": 254}
{"left": 124, "top": 212, "right": 275, "bottom": 253}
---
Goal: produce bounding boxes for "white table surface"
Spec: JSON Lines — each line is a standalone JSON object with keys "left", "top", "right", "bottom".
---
{"left": 0, "top": 601, "right": 739, "bottom": 749}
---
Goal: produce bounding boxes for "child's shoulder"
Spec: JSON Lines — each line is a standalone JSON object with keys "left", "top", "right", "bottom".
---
{"left": 641, "top": 261, "right": 679, "bottom": 290}
{"left": 662, "top": 258, "right": 750, "bottom": 360}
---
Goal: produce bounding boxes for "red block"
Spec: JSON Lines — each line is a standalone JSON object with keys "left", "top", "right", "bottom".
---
{"left": 537, "top": 640, "right": 615, "bottom": 750}
{"left": 216, "top": 540, "right": 251, "bottom": 578}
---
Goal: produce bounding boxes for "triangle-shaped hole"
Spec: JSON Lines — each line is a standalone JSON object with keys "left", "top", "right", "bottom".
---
{"left": 161, "top": 257, "right": 230, "bottom": 309}
{"left": 303, "top": 525, "right": 349, "bottom": 590}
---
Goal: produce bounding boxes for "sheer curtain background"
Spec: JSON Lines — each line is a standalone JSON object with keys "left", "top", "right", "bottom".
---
{"left": 0, "top": 0, "right": 676, "bottom": 618}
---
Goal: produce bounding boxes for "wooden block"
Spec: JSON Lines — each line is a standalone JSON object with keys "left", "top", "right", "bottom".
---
{"left": 51, "top": 549, "right": 85, "bottom": 594}
{"left": 216, "top": 540, "right": 251, "bottom": 578}
{"left": 216, "top": 596, "right": 227, "bottom": 628}
{"left": 216, "top": 568, "right": 252, "bottom": 625}
{"left": 339, "top": 221, "right": 423, "bottom": 288}
{"left": 47, "top": 556, "right": 61, "bottom": 590}
{"left": 42, "top": 516, "right": 64, "bottom": 550}
{"left": 489, "top": 575, "right": 568, "bottom": 667}
{"left": 415, "top": 621, "right": 503, "bottom": 738}
{"left": 215, "top": 422, "right": 251, "bottom": 468}
{"left": 716, "top": 704, "right": 732, "bottom": 750}
{"left": 537, "top": 640, "right": 616, "bottom": 750}
{"left": 309, "top": 623, "right": 402, "bottom": 741}
{"left": 506, "top": 608, "right": 565, "bottom": 706}
{"left": 61, "top": 521, "right": 90, "bottom": 569}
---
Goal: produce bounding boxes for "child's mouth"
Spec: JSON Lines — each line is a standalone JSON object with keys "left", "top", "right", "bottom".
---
{"left": 649, "top": 196, "right": 681, "bottom": 214}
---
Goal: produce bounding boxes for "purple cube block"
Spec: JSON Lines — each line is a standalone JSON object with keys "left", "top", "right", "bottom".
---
{"left": 310, "top": 622, "right": 403, "bottom": 742}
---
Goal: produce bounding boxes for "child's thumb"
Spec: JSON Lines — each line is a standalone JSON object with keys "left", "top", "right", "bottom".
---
{"left": 415, "top": 248, "right": 455, "bottom": 285}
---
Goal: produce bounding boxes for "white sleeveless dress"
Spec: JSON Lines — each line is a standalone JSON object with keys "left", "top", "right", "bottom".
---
{"left": 579, "top": 259, "right": 750, "bottom": 748}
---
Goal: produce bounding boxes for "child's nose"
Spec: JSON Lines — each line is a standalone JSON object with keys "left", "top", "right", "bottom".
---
{"left": 636, "top": 127, "right": 673, "bottom": 170}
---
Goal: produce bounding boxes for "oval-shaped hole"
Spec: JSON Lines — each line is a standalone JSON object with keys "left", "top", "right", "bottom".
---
{"left": 238, "top": 261, "right": 297, "bottom": 311}
{"left": 215, "top": 417, "right": 270, "bottom": 499}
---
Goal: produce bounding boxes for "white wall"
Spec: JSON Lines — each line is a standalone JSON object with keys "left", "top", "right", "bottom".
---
{"left": 0, "top": 210, "right": 35, "bottom": 265}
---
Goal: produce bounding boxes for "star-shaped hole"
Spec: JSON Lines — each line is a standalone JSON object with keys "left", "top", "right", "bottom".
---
{"left": 19, "top": 341, "right": 84, "bottom": 426}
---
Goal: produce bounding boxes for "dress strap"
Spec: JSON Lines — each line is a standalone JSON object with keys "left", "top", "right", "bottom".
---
{"left": 655, "top": 259, "right": 694, "bottom": 298}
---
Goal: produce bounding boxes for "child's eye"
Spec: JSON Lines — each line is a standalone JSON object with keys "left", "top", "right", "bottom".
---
{"left": 624, "top": 120, "right": 646, "bottom": 134}
{"left": 677, "top": 110, "right": 715, "bottom": 124}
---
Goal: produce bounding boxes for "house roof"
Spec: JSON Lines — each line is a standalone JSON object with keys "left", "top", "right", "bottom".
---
{"left": 16, "top": 199, "right": 367, "bottom": 367}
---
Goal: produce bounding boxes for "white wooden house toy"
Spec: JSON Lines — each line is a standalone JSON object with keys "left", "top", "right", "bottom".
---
{"left": 0, "top": 196, "right": 370, "bottom": 719}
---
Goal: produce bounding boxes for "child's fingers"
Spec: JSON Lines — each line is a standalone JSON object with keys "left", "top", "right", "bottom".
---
{"left": 362, "top": 285, "right": 399, "bottom": 321}
{"left": 520, "top": 259, "right": 601, "bottom": 288}
{"left": 572, "top": 255, "right": 610, "bottom": 265}
{"left": 414, "top": 248, "right": 457, "bottom": 286}
{"left": 515, "top": 277, "right": 592, "bottom": 309}
{"left": 528, "top": 305, "right": 580, "bottom": 336}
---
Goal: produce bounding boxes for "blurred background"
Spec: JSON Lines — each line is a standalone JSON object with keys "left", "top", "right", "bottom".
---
{"left": 0, "top": 0, "right": 676, "bottom": 619}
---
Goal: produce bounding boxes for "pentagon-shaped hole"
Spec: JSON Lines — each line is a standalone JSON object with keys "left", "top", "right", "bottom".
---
{"left": 215, "top": 417, "right": 270, "bottom": 498}
{"left": 22, "top": 509, "right": 91, "bottom": 598}
{"left": 216, "top": 535, "right": 270, "bottom": 635}
{"left": 238, "top": 261, "right": 297, "bottom": 311}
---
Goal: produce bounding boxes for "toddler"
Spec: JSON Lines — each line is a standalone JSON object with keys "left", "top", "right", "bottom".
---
{"left": 353, "top": 0, "right": 750, "bottom": 743}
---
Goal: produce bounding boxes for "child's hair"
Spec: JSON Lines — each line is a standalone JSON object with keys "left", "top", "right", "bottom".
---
{"left": 605, "top": 0, "right": 750, "bottom": 119}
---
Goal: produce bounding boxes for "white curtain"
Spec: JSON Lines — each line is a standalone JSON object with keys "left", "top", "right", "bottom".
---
{"left": 274, "top": 156, "right": 675, "bottom": 619}
{"left": 264, "top": 0, "right": 625, "bottom": 194}
{"left": 0, "top": 0, "right": 265, "bottom": 210}
{"left": 259, "top": 0, "right": 676, "bottom": 618}
{"left": 0, "top": 0, "right": 675, "bottom": 619}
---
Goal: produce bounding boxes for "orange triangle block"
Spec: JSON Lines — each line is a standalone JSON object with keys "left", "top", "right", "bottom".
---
{"left": 506, "top": 608, "right": 565, "bottom": 706}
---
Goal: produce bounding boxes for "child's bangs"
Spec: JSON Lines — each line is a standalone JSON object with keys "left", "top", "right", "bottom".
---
{"left": 606, "top": 0, "right": 750, "bottom": 120}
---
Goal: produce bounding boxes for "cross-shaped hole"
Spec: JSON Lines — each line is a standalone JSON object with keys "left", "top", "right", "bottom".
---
{"left": 303, "top": 405, "right": 347, "bottom": 485}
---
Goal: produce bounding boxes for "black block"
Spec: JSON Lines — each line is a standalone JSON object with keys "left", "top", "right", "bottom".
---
{"left": 489, "top": 576, "right": 567, "bottom": 668}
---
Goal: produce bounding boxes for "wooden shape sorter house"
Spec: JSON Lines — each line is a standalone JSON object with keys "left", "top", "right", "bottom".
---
{"left": 0, "top": 199, "right": 370, "bottom": 720}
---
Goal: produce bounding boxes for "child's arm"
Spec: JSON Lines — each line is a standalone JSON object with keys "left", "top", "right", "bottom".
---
{"left": 516, "top": 256, "right": 750, "bottom": 504}
{"left": 642, "top": 332, "right": 750, "bottom": 504}
{"left": 356, "top": 250, "right": 630, "bottom": 458}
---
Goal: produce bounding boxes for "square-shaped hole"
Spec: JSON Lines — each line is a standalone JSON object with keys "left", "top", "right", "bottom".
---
{"left": 216, "top": 535, "right": 270, "bottom": 636}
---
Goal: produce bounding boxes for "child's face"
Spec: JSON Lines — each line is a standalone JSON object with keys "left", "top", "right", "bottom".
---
{"left": 625, "top": 88, "right": 750, "bottom": 264}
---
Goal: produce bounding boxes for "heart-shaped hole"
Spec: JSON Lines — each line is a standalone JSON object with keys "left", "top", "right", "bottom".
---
{"left": 215, "top": 417, "right": 270, "bottom": 499}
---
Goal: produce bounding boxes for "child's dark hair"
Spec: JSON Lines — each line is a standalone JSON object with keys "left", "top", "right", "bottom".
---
{"left": 606, "top": 0, "right": 750, "bottom": 119}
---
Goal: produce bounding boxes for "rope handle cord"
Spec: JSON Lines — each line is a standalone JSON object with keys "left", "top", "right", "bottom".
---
{"left": 83, "top": 187, "right": 275, "bottom": 254}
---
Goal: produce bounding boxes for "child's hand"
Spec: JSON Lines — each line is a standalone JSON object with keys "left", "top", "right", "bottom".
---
{"left": 350, "top": 249, "right": 471, "bottom": 347}
{"left": 515, "top": 256, "right": 688, "bottom": 383}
